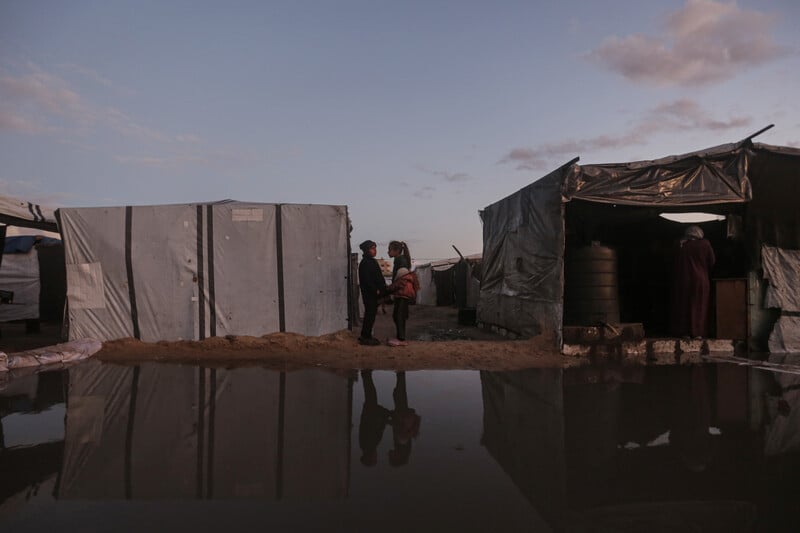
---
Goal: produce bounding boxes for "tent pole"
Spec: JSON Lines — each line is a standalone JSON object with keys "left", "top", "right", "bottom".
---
{"left": 741, "top": 124, "right": 774, "bottom": 143}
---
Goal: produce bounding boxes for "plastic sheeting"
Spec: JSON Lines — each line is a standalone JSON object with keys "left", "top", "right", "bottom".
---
{"left": 414, "top": 264, "right": 436, "bottom": 306}
{"left": 0, "top": 339, "right": 102, "bottom": 372}
{"left": 0, "top": 248, "right": 40, "bottom": 321}
{"left": 564, "top": 143, "right": 752, "bottom": 206}
{"left": 762, "top": 245, "right": 800, "bottom": 353}
{"left": 762, "top": 245, "right": 800, "bottom": 312}
{"left": 478, "top": 165, "right": 566, "bottom": 340}
{"left": 58, "top": 361, "right": 351, "bottom": 500}
{"left": 58, "top": 201, "right": 350, "bottom": 342}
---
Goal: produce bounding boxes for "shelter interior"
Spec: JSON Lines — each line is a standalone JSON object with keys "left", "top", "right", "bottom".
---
{"left": 564, "top": 199, "right": 751, "bottom": 339}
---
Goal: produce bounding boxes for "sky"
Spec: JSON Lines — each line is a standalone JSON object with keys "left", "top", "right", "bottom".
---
{"left": 1, "top": 0, "right": 798, "bottom": 260}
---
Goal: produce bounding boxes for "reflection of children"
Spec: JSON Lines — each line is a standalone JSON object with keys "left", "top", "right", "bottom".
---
{"left": 358, "top": 370, "right": 391, "bottom": 466}
{"left": 389, "top": 371, "right": 421, "bottom": 467}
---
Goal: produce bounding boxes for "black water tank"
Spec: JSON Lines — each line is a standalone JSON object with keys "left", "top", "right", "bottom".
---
{"left": 564, "top": 244, "right": 620, "bottom": 325}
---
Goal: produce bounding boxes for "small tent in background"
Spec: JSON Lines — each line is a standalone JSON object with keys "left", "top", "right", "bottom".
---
{"left": 479, "top": 132, "right": 800, "bottom": 351}
{"left": 57, "top": 200, "right": 350, "bottom": 342}
{"left": 413, "top": 253, "right": 481, "bottom": 308}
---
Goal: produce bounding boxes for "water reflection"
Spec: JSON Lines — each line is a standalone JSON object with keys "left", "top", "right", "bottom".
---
{"left": 480, "top": 360, "right": 800, "bottom": 531}
{"left": 56, "top": 361, "right": 351, "bottom": 500}
{"left": 359, "top": 370, "right": 421, "bottom": 468}
{"left": 3, "top": 358, "right": 800, "bottom": 531}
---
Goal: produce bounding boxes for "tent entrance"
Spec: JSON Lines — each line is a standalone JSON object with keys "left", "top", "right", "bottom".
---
{"left": 564, "top": 199, "right": 749, "bottom": 339}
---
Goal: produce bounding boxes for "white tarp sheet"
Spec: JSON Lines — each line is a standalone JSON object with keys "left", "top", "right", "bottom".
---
{"left": 414, "top": 264, "right": 436, "bottom": 306}
{"left": 0, "top": 249, "right": 40, "bottom": 321}
{"left": 58, "top": 201, "right": 349, "bottom": 342}
{"left": 762, "top": 245, "right": 800, "bottom": 353}
{"left": 762, "top": 245, "right": 800, "bottom": 312}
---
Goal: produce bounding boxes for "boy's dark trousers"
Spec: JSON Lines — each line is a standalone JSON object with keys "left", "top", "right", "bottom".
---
{"left": 361, "top": 295, "right": 379, "bottom": 339}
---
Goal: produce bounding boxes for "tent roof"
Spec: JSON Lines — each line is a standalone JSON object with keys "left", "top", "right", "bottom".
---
{"left": 0, "top": 195, "right": 58, "bottom": 232}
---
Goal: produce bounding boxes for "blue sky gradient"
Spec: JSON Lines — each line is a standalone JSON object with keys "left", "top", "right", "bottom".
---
{"left": 1, "top": 0, "right": 798, "bottom": 259}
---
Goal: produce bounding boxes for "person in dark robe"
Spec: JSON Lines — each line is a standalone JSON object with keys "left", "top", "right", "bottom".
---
{"left": 670, "top": 225, "right": 715, "bottom": 338}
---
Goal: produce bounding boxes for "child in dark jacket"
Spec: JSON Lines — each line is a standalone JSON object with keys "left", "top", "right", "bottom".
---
{"left": 358, "top": 240, "right": 388, "bottom": 346}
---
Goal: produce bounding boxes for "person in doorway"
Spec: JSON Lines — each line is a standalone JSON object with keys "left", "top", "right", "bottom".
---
{"left": 358, "top": 240, "right": 388, "bottom": 346}
{"left": 387, "top": 241, "right": 414, "bottom": 346}
{"left": 670, "top": 225, "right": 716, "bottom": 339}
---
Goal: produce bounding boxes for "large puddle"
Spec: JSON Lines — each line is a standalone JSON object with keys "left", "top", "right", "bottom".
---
{"left": 2, "top": 358, "right": 800, "bottom": 531}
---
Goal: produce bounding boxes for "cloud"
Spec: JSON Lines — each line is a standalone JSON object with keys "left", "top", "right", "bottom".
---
{"left": 416, "top": 165, "right": 475, "bottom": 183}
{"left": 0, "top": 61, "right": 251, "bottom": 171}
{"left": 584, "top": 0, "right": 789, "bottom": 86}
{"left": 412, "top": 186, "right": 436, "bottom": 199}
{"left": 0, "top": 108, "right": 48, "bottom": 133}
{"left": 500, "top": 98, "right": 752, "bottom": 170}
{"left": 0, "top": 177, "right": 79, "bottom": 206}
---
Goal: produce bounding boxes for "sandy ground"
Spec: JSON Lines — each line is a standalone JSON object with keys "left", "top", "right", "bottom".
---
{"left": 94, "top": 305, "right": 579, "bottom": 371}
{"left": 2, "top": 306, "right": 582, "bottom": 371}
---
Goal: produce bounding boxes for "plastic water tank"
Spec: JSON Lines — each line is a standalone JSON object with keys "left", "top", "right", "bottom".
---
{"left": 564, "top": 244, "right": 620, "bottom": 325}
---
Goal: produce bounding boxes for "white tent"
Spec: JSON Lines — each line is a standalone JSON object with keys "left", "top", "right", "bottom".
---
{"left": 57, "top": 201, "right": 350, "bottom": 342}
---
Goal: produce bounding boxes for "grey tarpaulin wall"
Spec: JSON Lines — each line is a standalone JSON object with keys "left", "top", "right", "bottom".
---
{"left": 478, "top": 164, "right": 570, "bottom": 341}
{"left": 57, "top": 361, "right": 351, "bottom": 500}
{"left": 478, "top": 141, "right": 778, "bottom": 347}
{"left": 57, "top": 201, "right": 349, "bottom": 342}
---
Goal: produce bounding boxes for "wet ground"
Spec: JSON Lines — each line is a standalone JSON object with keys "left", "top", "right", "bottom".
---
{"left": 3, "top": 355, "right": 800, "bottom": 532}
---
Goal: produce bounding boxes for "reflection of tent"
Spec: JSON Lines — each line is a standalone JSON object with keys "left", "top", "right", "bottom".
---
{"left": 481, "top": 366, "right": 758, "bottom": 531}
{"left": 479, "top": 139, "right": 800, "bottom": 348}
{"left": 57, "top": 361, "right": 351, "bottom": 500}
{"left": 58, "top": 201, "right": 350, "bottom": 342}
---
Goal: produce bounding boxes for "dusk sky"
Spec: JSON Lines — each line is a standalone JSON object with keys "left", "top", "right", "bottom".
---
{"left": 1, "top": 0, "right": 798, "bottom": 259}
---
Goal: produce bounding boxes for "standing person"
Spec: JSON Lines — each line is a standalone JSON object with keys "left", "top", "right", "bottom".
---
{"left": 358, "top": 240, "right": 387, "bottom": 346}
{"left": 387, "top": 241, "right": 413, "bottom": 346}
{"left": 387, "top": 267, "right": 418, "bottom": 346}
{"left": 670, "top": 225, "right": 716, "bottom": 339}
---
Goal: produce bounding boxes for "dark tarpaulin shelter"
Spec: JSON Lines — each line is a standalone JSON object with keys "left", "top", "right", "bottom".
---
{"left": 478, "top": 139, "right": 800, "bottom": 347}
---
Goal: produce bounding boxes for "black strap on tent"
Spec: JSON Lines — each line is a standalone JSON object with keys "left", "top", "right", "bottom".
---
{"left": 276, "top": 371, "right": 286, "bottom": 499}
{"left": 275, "top": 204, "right": 286, "bottom": 332}
{"left": 196, "top": 206, "right": 206, "bottom": 340}
{"left": 206, "top": 368, "right": 216, "bottom": 499}
{"left": 124, "top": 365, "right": 141, "bottom": 499}
{"left": 206, "top": 205, "right": 217, "bottom": 338}
{"left": 196, "top": 366, "right": 206, "bottom": 498}
{"left": 125, "top": 206, "right": 141, "bottom": 340}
